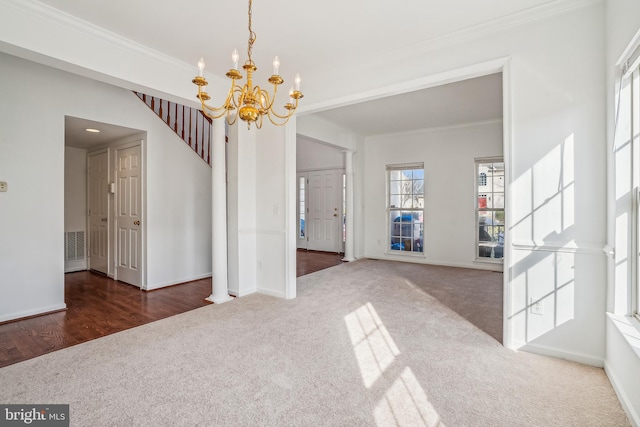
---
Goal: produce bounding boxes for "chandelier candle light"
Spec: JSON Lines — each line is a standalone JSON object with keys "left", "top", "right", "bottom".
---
{"left": 192, "top": 0, "right": 303, "bottom": 129}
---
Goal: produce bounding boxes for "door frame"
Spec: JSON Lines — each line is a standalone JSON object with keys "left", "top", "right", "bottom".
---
{"left": 297, "top": 167, "right": 345, "bottom": 253}
{"left": 86, "top": 148, "right": 110, "bottom": 275}
{"left": 113, "top": 139, "right": 146, "bottom": 288}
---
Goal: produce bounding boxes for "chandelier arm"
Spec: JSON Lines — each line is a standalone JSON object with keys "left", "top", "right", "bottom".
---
{"left": 200, "top": 100, "right": 230, "bottom": 120}
{"left": 266, "top": 99, "right": 298, "bottom": 120}
{"left": 197, "top": 82, "right": 236, "bottom": 119}
{"left": 254, "top": 86, "right": 271, "bottom": 110}
{"left": 231, "top": 85, "right": 245, "bottom": 108}
{"left": 226, "top": 110, "right": 238, "bottom": 126}
{"left": 266, "top": 113, "right": 293, "bottom": 127}
{"left": 257, "top": 85, "right": 277, "bottom": 111}
{"left": 265, "top": 106, "right": 295, "bottom": 126}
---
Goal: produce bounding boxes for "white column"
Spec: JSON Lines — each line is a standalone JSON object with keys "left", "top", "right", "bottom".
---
{"left": 207, "top": 119, "right": 233, "bottom": 304}
{"left": 342, "top": 150, "right": 356, "bottom": 262}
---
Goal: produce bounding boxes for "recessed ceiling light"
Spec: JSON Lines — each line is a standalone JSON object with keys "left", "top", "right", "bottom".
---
{"left": 85, "top": 128, "right": 101, "bottom": 133}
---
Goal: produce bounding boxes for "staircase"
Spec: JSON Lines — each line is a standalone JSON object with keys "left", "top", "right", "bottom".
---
{"left": 134, "top": 92, "right": 212, "bottom": 165}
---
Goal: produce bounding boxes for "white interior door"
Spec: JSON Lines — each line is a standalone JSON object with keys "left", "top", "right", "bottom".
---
{"left": 88, "top": 150, "right": 109, "bottom": 274}
{"left": 307, "top": 169, "right": 343, "bottom": 252}
{"left": 116, "top": 143, "right": 142, "bottom": 287}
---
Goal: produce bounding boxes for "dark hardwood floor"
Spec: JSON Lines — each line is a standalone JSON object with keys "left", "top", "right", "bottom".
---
{"left": 296, "top": 249, "right": 344, "bottom": 276}
{"left": 0, "top": 250, "right": 344, "bottom": 368}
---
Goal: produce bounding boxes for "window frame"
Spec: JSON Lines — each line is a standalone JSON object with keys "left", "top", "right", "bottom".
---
{"left": 386, "top": 163, "right": 425, "bottom": 255}
{"left": 297, "top": 175, "right": 306, "bottom": 241}
{"left": 633, "top": 65, "right": 640, "bottom": 319}
{"left": 475, "top": 157, "right": 505, "bottom": 263}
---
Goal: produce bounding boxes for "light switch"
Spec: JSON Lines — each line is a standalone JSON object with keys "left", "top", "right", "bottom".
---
{"left": 0, "top": 182, "right": 7, "bottom": 192}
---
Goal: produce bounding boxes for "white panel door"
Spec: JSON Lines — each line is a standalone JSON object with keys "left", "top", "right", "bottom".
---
{"left": 116, "top": 144, "right": 142, "bottom": 287}
{"left": 88, "top": 150, "right": 108, "bottom": 274}
{"left": 307, "top": 169, "right": 342, "bottom": 252}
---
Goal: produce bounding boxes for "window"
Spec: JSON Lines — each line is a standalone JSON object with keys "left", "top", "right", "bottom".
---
{"left": 342, "top": 173, "right": 346, "bottom": 243}
{"left": 629, "top": 64, "right": 640, "bottom": 317}
{"left": 634, "top": 65, "right": 640, "bottom": 318}
{"left": 387, "top": 163, "right": 424, "bottom": 253}
{"left": 617, "top": 48, "right": 640, "bottom": 317}
{"left": 476, "top": 159, "right": 504, "bottom": 261}
{"left": 298, "top": 176, "right": 305, "bottom": 239}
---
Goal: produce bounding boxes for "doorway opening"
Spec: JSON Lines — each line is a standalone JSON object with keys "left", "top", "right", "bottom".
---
{"left": 64, "top": 116, "right": 145, "bottom": 288}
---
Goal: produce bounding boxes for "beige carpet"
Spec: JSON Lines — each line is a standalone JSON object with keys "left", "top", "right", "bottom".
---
{"left": 0, "top": 259, "right": 629, "bottom": 426}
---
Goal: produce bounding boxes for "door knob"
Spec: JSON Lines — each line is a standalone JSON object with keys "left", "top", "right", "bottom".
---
{"left": 134, "top": 220, "right": 141, "bottom": 226}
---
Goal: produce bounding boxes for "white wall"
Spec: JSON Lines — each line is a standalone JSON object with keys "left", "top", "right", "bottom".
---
{"left": 226, "top": 124, "right": 257, "bottom": 297}
{"left": 0, "top": 53, "right": 212, "bottom": 321}
{"left": 64, "top": 146, "right": 87, "bottom": 272}
{"left": 0, "top": 54, "right": 66, "bottom": 321}
{"left": 362, "top": 121, "right": 503, "bottom": 270}
{"left": 297, "top": 136, "right": 344, "bottom": 171}
{"left": 226, "top": 122, "right": 295, "bottom": 299}
{"left": 256, "top": 125, "right": 288, "bottom": 298}
{"left": 605, "top": 0, "right": 640, "bottom": 424}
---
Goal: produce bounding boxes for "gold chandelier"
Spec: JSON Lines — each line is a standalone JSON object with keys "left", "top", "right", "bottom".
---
{"left": 191, "top": 0, "right": 303, "bottom": 129}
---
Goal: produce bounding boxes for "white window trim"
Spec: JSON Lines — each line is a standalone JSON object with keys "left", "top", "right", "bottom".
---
{"left": 633, "top": 67, "right": 640, "bottom": 320}
{"left": 386, "top": 163, "right": 425, "bottom": 256}
{"left": 475, "top": 157, "right": 505, "bottom": 264}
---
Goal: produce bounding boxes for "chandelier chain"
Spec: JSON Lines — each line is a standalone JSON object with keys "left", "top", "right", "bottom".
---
{"left": 247, "top": 0, "right": 256, "bottom": 65}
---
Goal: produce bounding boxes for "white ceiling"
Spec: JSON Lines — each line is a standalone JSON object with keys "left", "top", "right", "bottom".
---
{"left": 35, "top": 0, "right": 556, "bottom": 75}
{"left": 35, "top": 0, "right": 551, "bottom": 142}
{"left": 313, "top": 73, "right": 503, "bottom": 137}
{"left": 65, "top": 116, "right": 143, "bottom": 150}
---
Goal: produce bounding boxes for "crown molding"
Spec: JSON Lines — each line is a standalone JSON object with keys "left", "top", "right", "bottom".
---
{"left": 301, "top": 56, "right": 509, "bottom": 115}
{"left": 366, "top": 119, "right": 504, "bottom": 140}
{"left": 373, "top": 0, "right": 603, "bottom": 62}
{"left": 0, "top": 0, "right": 227, "bottom": 86}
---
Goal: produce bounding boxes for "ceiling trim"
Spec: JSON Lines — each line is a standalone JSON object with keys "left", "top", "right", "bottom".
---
{"left": 365, "top": 119, "right": 504, "bottom": 141}
{"left": 299, "top": 57, "right": 508, "bottom": 115}
{"left": 0, "top": 0, "right": 228, "bottom": 95}
{"left": 362, "top": 0, "right": 603, "bottom": 68}
{"left": 0, "top": 0, "right": 188, "bottom": 70}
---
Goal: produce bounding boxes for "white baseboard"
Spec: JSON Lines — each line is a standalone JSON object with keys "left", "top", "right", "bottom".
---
{"left": 257, "top": 288, "right": 286, "bottom": 299}
{"left": 64, "top": 260, "right": 87, "bottom": 273}
{"left": 521, "top": 343, "right": 604, "bottom": 367}
{"left": 228, "top": 287, "right": 257, "bottom": 298}
{"left": 365, "top": 254, "right": 503, "bottom": 272}
{"left": 144, "top": 273, "right": 212, "bottom": 291}
{"left": 0, "top": 303, "right": 67, "bottom": 323}
{"left": 605, "top": 361, "right": 640, "bottom": 427}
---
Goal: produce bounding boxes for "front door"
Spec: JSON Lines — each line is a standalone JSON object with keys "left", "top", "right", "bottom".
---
{"left": 307, "top": 169, "right": 343, "bottom": 252}
{"left": 115, "top": 143, "right": 143, "bottom": 287}
{"left": 88, "top": 150, "right": 109, "bottom": 274}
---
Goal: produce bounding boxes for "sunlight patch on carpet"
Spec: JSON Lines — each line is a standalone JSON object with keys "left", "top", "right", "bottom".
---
{"left": 344, "top": 302, "right": 400, "bottom": 388}
{"left": 374, "top": 367, "right": 446, "bottom": 427}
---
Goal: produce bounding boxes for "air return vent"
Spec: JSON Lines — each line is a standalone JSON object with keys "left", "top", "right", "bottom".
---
{"left": 64, "top": 231, "right": 85, "bottom": 261}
